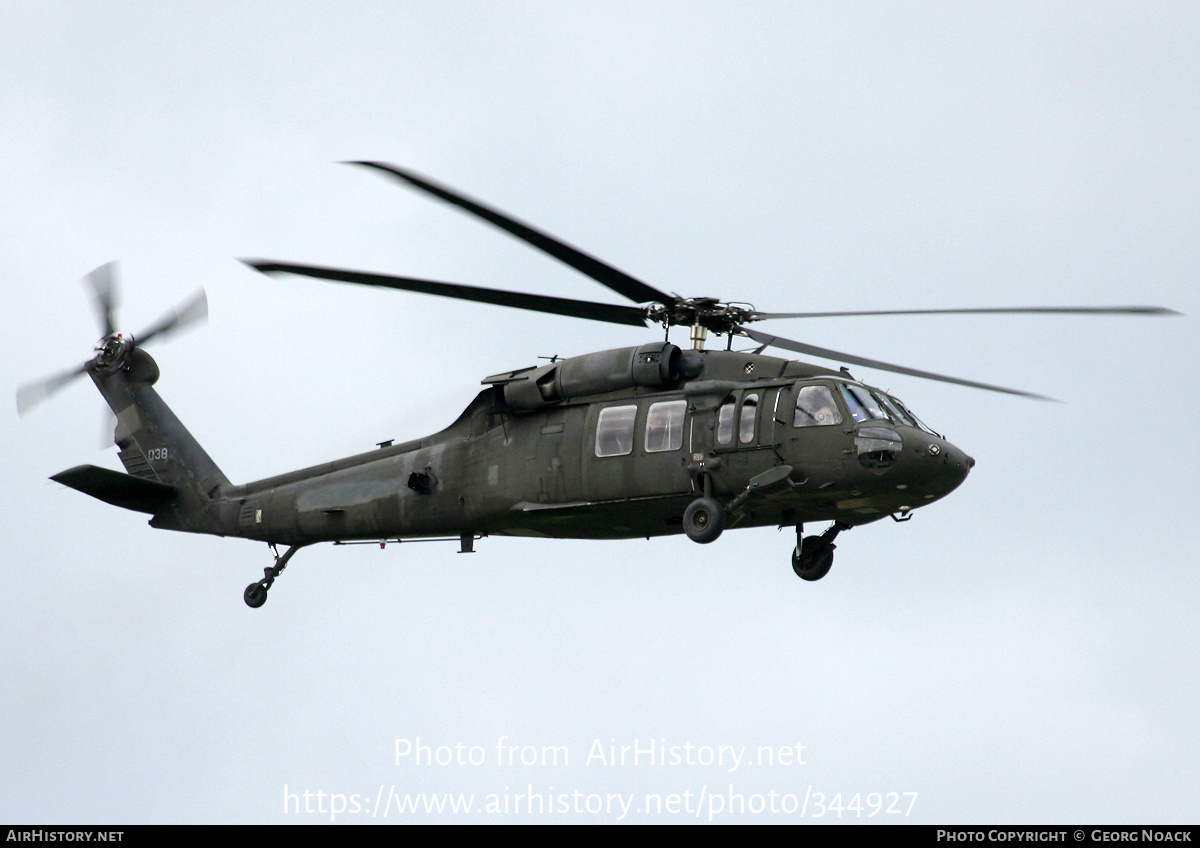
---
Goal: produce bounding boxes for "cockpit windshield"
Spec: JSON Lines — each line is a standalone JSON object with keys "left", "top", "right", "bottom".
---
{"left": 838, "top": 384, "right": 889, "bottom": 423}
{"left": 895, "top": 399, "right": 939, "bottom": 435}
{"left": 882, "top": 393, "right": 938, "bottom": 435}
{"left": 833, "top": 382, "right": 939, "bottom": 435}
{"left": 877, "top": 394, "right": 916, "bottom": 427}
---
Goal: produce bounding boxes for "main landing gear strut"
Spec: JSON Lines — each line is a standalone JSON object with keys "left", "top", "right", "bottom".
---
{"left": 244, "top": 543, "right": 305, "bottom": 608}
{"left": 681, "top": 476, "right": 850, "bottom": 581}
{"left": 681, "top": 473, "right": 851, "bottom": 581}
{"left": 792, "top": 521, "right": 849, "bottom": 581}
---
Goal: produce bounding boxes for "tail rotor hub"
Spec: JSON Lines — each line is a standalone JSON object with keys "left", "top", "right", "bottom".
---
{"left": 14, "top": 263, "right": 207, "bottom": 417}
{"left": 95, "top": 334, "right": 131, "bottom": 369}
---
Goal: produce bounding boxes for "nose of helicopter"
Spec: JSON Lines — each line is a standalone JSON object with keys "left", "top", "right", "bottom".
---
{"left": 897, "top": 433, "right": 974, "bottom": 502}
{"left": 934, "top": 439, "right": 974, "bottom": 493}
{"left": 946, "top": 441, "right": 974, "bottom": 476}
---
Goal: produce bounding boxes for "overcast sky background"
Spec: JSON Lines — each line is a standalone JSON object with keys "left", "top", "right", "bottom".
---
{"left": 2, "top": 2, "right": 1197, "bottom": 824}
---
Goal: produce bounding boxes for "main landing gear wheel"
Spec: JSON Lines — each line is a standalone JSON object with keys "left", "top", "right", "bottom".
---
{"left": 683, "top": 496, "right": 725, "bottom": 544}
{"left": 792, "top": 536, "right": 835, "bottom": 581}
{"left": 791, "top": 521, "right": 849, "bottom": 581}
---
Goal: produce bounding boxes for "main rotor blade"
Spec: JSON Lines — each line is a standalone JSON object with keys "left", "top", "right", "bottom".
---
{"left": 83, "top": 261, "right": 119, "bottom": 338}
{"left": 345, "top": 161, "right": 675, "bottom": 307}
{"left": 749, "top": 306, "right": 1181, "bottom": 321}
{"left": 739, "top": 326, "right": 1054, "bottom": 400}
{"left": 16, "top": 362, "right": 89, "bottom": 417}
{"left": 242, "top": 260, "right": 650, "bottom": 328}
{"left": 134, "top": 289, "right": 208, "bottom": 347}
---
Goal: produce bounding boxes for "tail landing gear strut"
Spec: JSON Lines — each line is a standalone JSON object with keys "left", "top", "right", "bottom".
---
{"left": 792, "top": 521, "right": 849, "bottom": 581}
{"left": 244, "top": 543, "right": 305, "bottom": 608}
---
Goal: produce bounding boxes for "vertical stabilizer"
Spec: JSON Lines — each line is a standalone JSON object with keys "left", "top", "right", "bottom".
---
{"left": 89, "top": 347, "right": 232, "bottom": 534}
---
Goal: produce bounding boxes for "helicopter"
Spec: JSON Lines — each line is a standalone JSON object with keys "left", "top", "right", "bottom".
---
{"left": 17, "top": 161, "right": 1178, "bottom": 608}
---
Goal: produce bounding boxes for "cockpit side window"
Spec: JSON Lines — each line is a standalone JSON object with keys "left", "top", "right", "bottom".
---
{"left": 793, "top": 385, "right": 842, "bottom": 427}
{"left": 595, "top": 404, "right": 637, "bottom": 457}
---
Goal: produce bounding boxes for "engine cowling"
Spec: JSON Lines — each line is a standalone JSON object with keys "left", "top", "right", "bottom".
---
{"left": 501, "top": 342, "right": 704, "bottom": 411}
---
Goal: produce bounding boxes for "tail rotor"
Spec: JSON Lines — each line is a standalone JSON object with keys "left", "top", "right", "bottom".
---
{"left": 15, "top": 262, "right": 207, "bottom": 417}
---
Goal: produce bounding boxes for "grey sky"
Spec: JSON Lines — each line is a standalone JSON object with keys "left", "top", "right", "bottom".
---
{"left": 2, "top": 2, "right": 1196, "bottom": 823}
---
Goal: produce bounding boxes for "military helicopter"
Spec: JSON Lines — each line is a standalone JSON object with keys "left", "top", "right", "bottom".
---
{"left": 17, "top": 162, "right": 1177, "bottom": 608}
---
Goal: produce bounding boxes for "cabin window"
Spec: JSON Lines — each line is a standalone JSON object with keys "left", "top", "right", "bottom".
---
{"left": 595, "top": 404, "right": 637, "bottom": 457}
{"left": 716, "top": 398, "right": 735, "bottom": 445}
{"left": 793, "top": 385, "right": 842, "bottom": 427}
{"left": 645, "top": 399, "right": 687, "bottom": 453}
{"left": 739, "top": 393, "right": 759, "bottom": 444}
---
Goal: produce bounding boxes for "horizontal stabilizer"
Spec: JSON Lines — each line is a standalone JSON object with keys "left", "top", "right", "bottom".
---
{"left": 51, "top": 465, "right": 177, "bottom": 514}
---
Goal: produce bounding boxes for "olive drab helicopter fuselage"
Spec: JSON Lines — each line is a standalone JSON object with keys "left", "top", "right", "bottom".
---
{"left": 19, "top": 162, "right": 1174, "bottom": 608}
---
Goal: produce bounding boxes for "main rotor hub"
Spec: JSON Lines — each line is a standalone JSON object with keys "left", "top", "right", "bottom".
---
{"left": 646, "top": 298, "right": 757, "bottom": 336}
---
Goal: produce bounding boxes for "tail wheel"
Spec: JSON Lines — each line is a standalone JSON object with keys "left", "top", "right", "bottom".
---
{"left": 683, "top": 496, "right": 725, "bottom": 544}
{"left": 244, "top": 583, "right": 268, "bottom": 608}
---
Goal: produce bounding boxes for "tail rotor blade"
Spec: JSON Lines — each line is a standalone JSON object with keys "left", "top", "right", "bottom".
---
{"left": 18, "top": 266, "right": 210, "bottom": 419}
{"left": 16, "top": 362, "right": 89, "bottom": 417}
{"left": 135, "top": 289, "right": 208, "bottom": 347}
{"left": 83, "top": 261, "right": 120, "bottom": 338}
